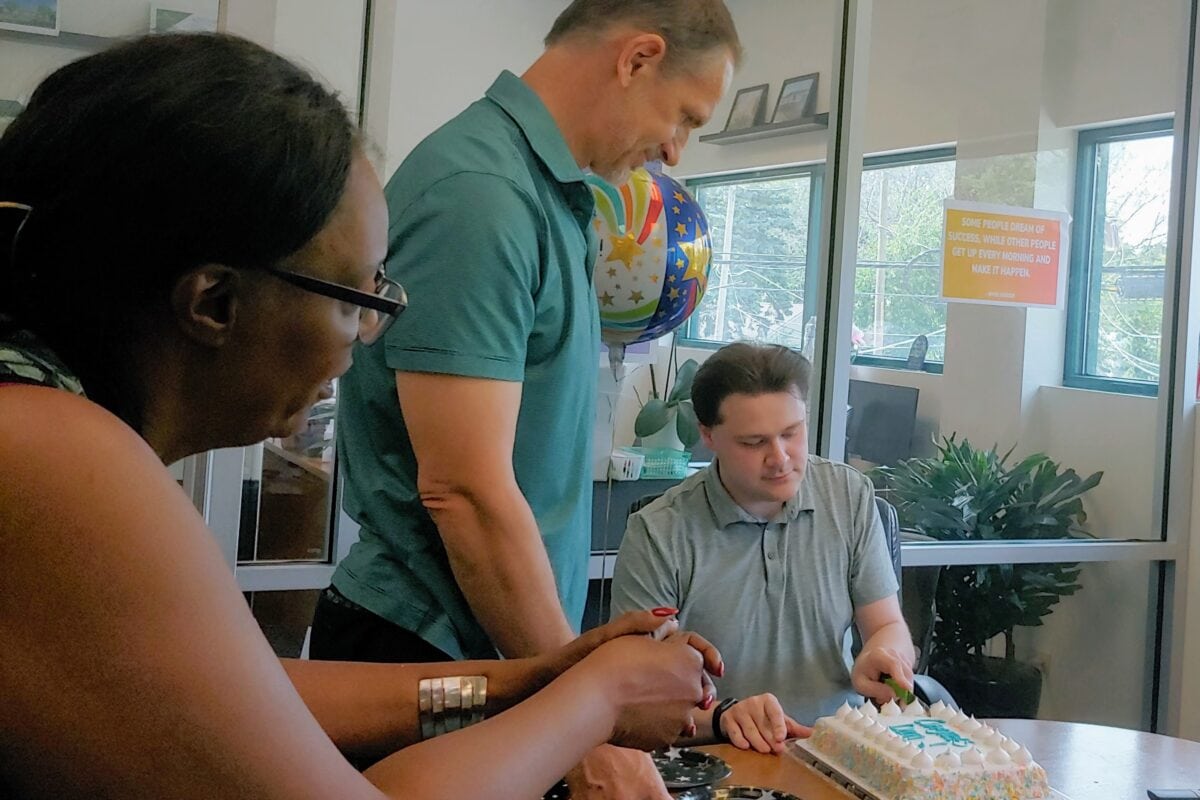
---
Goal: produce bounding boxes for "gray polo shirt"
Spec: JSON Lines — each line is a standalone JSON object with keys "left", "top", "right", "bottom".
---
{"left": 610, "top": 456, "right": 898, "bottom": 724}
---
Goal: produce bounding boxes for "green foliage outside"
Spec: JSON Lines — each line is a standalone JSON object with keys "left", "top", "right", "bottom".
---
{"left": 1088, "top": 136, "right": 1171, "bottom": 383}
{"left": 855, "top": 159, "right": 954, "bottom": 362}
{"left": 689, "top": 176, "right": 812, "bottom": 347}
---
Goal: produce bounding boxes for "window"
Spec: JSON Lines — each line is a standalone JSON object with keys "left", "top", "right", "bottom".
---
{"left": 683, "top": 166, "right": 822, "bottom": 349}
{"left": 1066, "top": 120, "right": 1174, "bottom": 395}
{"left": 853, "top": 149, "right": 955, "bottom": 370}
{"left": 682, "top": 152, "right": 953, "bottom": 370}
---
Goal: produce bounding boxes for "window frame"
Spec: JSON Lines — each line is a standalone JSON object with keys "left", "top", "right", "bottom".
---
{"left": 679, "top": 163, "right": 825, "bottom": 350}
{"left": 1064, "top": 118, "right": 1174, "bottom": 397}
{"left": 851, "top": 146, "right": 956, "bottom": 374}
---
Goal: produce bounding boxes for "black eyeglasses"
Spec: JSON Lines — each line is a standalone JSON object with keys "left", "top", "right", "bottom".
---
{"left": 0, "top": 201, "right": 32, "bottom": 271}
{"left": 265, "top": 264, "right": 407, "bottom": 345}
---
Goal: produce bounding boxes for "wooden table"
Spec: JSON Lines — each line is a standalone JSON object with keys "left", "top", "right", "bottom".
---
{"left": 697, "top": 719, "right": 1200, "bottom": 800}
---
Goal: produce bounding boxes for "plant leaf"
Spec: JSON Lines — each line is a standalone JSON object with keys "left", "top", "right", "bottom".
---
{"left": 667, "top": 358, "right": 700, "bottom": 405}
{"left": 675, "top": 400, "right": 701, "bottom": 447}
{"left": 634, "top": 398, "right": 670, "bottom": 437}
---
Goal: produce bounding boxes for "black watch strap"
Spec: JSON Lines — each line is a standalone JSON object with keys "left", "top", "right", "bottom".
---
{"left": 711, "top": 697, "right": 739, "bottom": 743}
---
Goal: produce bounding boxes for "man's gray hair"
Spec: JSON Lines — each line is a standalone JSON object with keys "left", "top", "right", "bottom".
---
{"left": 545, "top": 0, "right": 743, "bottom": 71}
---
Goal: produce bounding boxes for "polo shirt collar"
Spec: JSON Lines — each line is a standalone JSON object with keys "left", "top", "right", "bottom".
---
{"left": 704, "top": 459, "right": 816, "bottom": 527}
{"left": 486, "top": 70, "right": 585, "bottom": 186}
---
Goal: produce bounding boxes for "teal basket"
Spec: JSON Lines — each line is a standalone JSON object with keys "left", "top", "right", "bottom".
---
{"left": 629, "top": 446, "right": 691, "bottom": 479}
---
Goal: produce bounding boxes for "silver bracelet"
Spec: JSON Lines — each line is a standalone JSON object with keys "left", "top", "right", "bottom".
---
{"left": 418, "top": 675, "right": 488, "bottom": 740}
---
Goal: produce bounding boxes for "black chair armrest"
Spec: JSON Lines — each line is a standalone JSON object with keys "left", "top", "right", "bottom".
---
{"left": 913, "top": 674, "right": 959, "bottom": 710}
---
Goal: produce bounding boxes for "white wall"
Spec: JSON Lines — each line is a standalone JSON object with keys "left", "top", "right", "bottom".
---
{"left": 380, "top": 1, "right": 567, "bottom": 176}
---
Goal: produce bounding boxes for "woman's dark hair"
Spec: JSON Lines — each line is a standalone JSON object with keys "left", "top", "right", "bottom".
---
{"left": 0, "top": 32, "right": 357, "bottom": 427}
{"left": 691, "top": 342, "right": 811, "bottom": 427}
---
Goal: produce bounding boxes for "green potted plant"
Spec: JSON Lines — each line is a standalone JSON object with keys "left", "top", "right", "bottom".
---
{"left": 634, "top": 352, "right": 701, "bottom": 452}
{"left": 873, "top": 435, "right": 1102, "bottom": 718}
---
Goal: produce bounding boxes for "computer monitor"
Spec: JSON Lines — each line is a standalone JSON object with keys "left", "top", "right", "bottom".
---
{"left": 846, "top": 379, "right": 919, "bottom": 466}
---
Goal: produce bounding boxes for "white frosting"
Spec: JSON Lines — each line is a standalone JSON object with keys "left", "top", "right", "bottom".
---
{"left": 928, "top": 700, "right": 947, "bottom": 716}
{"left": 861, "top": 702, "right": 879, "bottom": 719}
{"left": 902, "top": 701, "right": 923, "bottom": 717}
{"left": 988, "top": 747, "right": 1013, "bottom": 765}
{"left": 835, "top": 701, "right": 852, "bottom": 719}
{"left": 808, "top": 704, "right": 1047, "bottom": 800}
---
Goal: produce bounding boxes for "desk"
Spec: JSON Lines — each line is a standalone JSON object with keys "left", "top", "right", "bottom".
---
{"left": 697, "top": 719, "right": 1200, "bottom": 800}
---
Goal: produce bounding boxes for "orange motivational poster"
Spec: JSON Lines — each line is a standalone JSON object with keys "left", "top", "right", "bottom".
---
{"left": 941, "top": 200, "right": 1070, "bottom": 308}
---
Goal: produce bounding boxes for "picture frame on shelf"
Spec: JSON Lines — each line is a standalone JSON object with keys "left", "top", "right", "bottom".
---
{"left": 0, "top": 0, "right": 59, "bottom": 36}
{"left": 722, "top": 83, "right": 768, "bottom": 132}
{"left": 151, "top": 4, "right": 218, "bottom": 33}
{"left": 770, "top": 73, "right": 819, "bottom": 124}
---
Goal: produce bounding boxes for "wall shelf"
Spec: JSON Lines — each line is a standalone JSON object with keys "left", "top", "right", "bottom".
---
{"left": 698, "top": 112, "right": 829, "bottom": 145}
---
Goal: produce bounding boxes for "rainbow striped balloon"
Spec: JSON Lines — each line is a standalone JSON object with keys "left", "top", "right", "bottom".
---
{"left": 587, "top": 166, "right": 712, "bottom": 346}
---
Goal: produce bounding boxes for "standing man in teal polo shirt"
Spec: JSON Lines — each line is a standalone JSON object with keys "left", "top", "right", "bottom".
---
{"left": 311, "top": 1, "right": 741, "bottom": 797}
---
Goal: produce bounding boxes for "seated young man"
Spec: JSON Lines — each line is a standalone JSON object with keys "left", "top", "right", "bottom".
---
{"left": 611, "top": 342, "right": 915, "bottom": 754}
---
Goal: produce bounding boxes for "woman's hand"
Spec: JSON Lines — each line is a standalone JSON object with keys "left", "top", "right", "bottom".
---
{"left": 718, "top": 694, "right": 812, "bottom": 754}
{"left": 577, "top": 631, "right": 722, "bottom": 751}
{"left": 537, "top": 609, "right": 726, "bottom": 690}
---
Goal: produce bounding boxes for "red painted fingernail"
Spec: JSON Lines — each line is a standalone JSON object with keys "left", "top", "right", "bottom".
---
{"left": 652, "top": 607, "right": 679, "bottom": 617}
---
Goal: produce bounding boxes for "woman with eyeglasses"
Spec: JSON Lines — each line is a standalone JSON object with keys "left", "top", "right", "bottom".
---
{"left": 0, "top": 33, "right": 720, "bottom": 799}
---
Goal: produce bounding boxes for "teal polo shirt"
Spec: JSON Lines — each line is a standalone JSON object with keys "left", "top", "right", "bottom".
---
{"left": 332, "top": 71, "right": 599, "bottom": 660}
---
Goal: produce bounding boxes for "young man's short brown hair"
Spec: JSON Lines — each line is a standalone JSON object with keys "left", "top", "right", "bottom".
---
{"left": 545, "top": 0, "right": 743, "bottom": 71}
{"left": 691, "top": 342, "right": 811, "bottom": 427}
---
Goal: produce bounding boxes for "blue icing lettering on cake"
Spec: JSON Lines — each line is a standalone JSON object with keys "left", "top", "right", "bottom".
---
{"left": 803, "top": 700, "right": 1050, "bottom": 800}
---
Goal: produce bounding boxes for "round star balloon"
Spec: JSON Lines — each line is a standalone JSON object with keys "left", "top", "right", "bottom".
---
{"left": 587, "top": 166, "right": 712, "bottom": 350}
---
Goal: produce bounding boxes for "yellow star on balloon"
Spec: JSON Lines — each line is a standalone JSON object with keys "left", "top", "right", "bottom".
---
{"left": 674, "top": 222, "right": 687, "bottom": 236}
{"left": 600, "top": 291, "right": 615, "bottom": 306}
{"left": 606, "top": 232, "right": 644, "bottom": 270}
{"left": 679, "top": 229, "right": 711, "bottom": 286}
{"left": 673, "top": 191, "right": 685, "bottom": 204}
{"left": 669, "top": 287, "right": 680, "bottom": 300}
{"left": 629, "top": 290, "right": 645, "bottom": 303}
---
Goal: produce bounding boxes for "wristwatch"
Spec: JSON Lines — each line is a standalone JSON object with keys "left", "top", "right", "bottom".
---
{"left": 711, "top": 697, "right": 739, "bottom": 743}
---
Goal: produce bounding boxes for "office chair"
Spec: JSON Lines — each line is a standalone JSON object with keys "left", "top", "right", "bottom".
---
{"left": 873, "top": 496, "right": 957, "bottom": 708}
